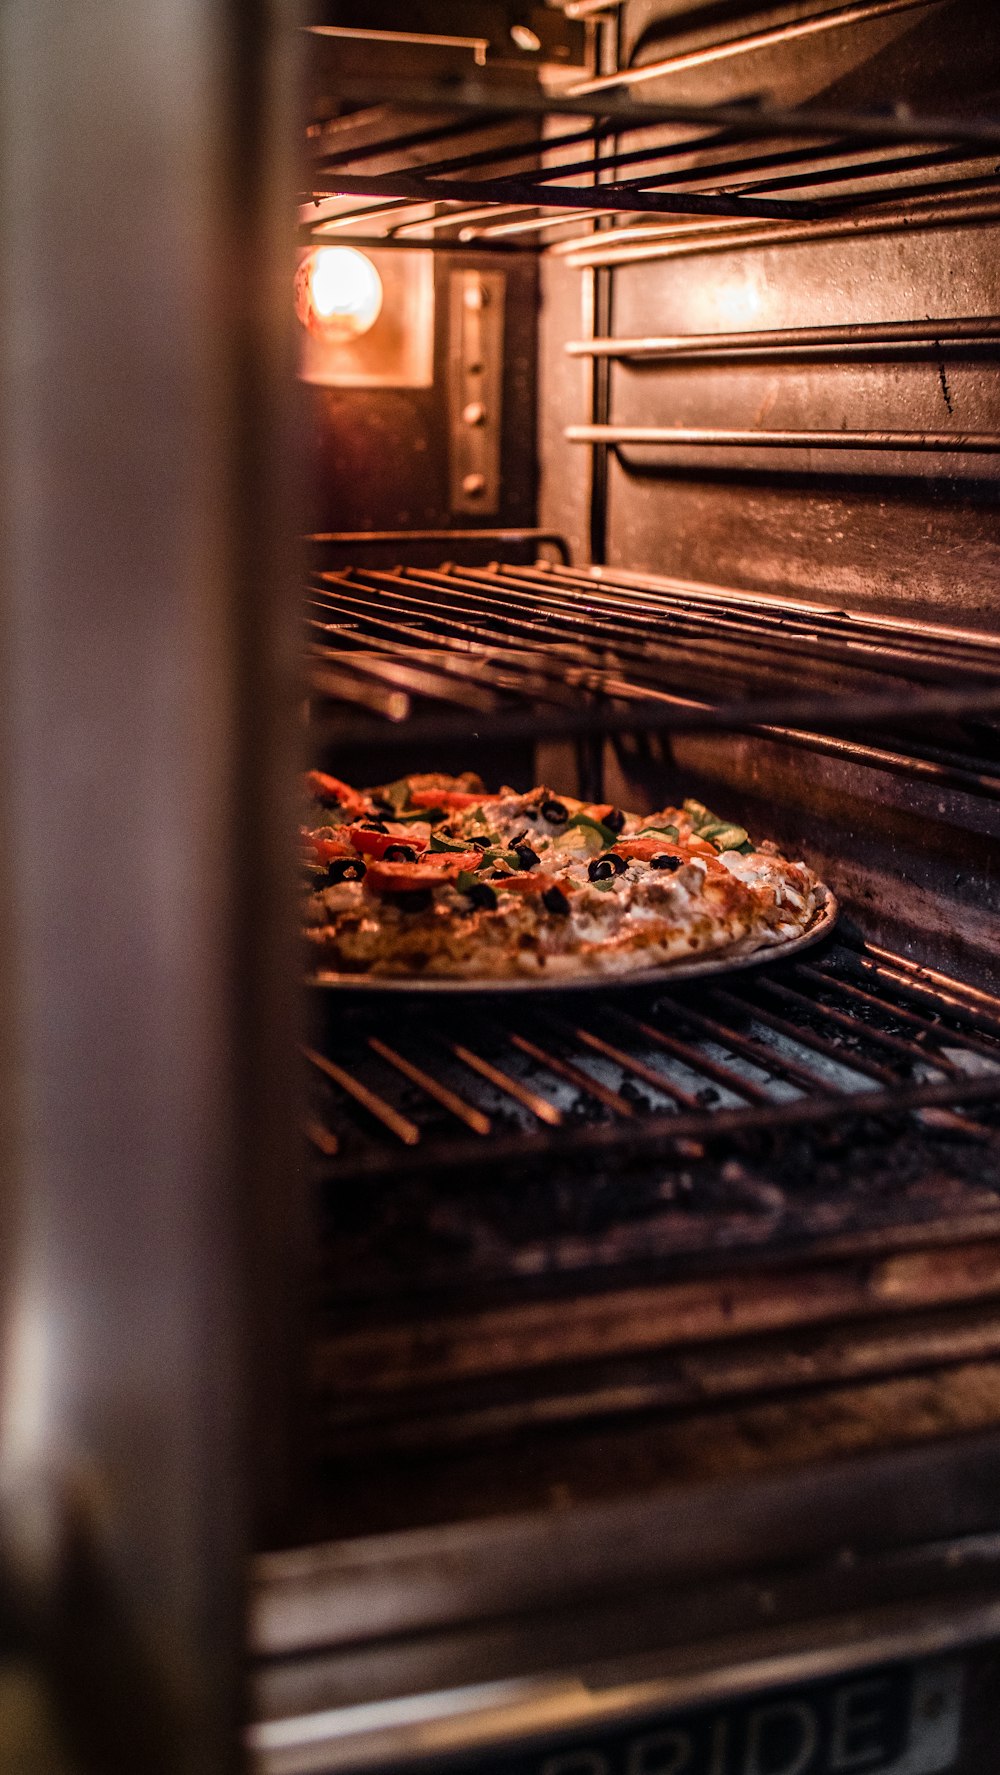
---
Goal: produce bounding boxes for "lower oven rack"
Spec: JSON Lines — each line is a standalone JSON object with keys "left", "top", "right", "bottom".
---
{"left": 306, "top": 932, "right": 1000, "bottom": 1267}
{"left": 300, "top": 934, "right": 1000, "bottom": 1530}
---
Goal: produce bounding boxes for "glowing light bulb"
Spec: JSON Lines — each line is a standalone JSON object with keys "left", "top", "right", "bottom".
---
{"left": 295, "top": 246, "right": 383, "bottom": 341}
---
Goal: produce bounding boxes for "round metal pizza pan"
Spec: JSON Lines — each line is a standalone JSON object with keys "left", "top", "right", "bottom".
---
{"left": 306, "top": 891, "right": 838, "bottom": 994}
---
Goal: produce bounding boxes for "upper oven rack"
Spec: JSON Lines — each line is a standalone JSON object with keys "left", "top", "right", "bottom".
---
{"left": 307, "top": 558, "right": 1000, "bottom": 778}
{"left": 302, "top": 28, "right": 1000, "bottom": 252}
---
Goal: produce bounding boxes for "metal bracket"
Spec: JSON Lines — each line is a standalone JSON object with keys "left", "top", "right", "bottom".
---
{"left": 449, "top": 269, "right": 505, "bottom": 516}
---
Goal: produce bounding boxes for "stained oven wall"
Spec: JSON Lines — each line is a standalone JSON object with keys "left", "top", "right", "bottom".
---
{"left": 539, "top": 0, "right": 1000, "bottom": 989}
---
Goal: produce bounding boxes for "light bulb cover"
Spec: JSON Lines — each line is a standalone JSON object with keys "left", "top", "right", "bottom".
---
{"left": 295, "top": 246, "right": 383, "bottom": 341}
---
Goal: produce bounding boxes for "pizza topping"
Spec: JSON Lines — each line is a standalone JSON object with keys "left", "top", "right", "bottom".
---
{"left": 683, "top": 799, "right": 752, "bottom": 853}
{"left": 429, "top": 831, "right": 476, "bottom": 854}
{"left": 566, "top": 811, "right": 618, "bottom": 849}
{"left": 364, "top": 851, "right": 482, "bottom": 895}
{"left": 304, "top": 771, "right": 374, "bottom": 815}
{"left": 383, "top": 888, "right": 434, "bottom": 914}
{"left": 325, "top": 856, "right": 367, "bottom": 884}
{"left": 409, "top": 787, "right": 503, "bottom": 811}
{"left": 306, "top": 830, "right": 355, "bottom": 864}
{"left": 304, "top": 774, "right": 826, "bottom": 980}
{"left": 349, "top": 822, "right": 429, "bottom": 859}
{"left": 588, "top": 853, "right": 628, "bottom": 882}
{"left": 464, "top": 881, "right": 498, "bottom": 911}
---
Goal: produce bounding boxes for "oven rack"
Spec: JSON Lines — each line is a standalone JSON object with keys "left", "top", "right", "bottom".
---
{"left": 305, "top": 934, "right": 1000, "bottom": 1254}
{"left": 302, "top": 37, "right": 1000, "bottom": 250}
{"left": 306, "top": 559, "right": 1000, "bottom": 778}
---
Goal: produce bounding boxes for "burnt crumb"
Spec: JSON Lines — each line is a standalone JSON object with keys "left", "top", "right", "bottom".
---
{"left": 618, "top": 1077, "right": 654, "bottom": 1110}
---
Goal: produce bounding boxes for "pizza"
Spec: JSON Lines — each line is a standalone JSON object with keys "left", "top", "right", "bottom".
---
{"left": 301, "top": 771, "right": 831, "bottom": 983}
{"left": 301, "top": 773, "right": 830, "bottom": 982}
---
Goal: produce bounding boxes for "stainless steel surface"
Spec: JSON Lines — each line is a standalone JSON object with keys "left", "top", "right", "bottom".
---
{"left": 567, "top": 317, "right": 1000, "bottom": 361}
{"left": 249, "top": 1648, "right": 965, "bottom": 1772}
{"left": 252, "top": 1433, "right": 1000, "bottom": 1656}
{"left": 567, "top": 423, "right": 1000, "bottom": 451}
{"left": 449, "top": 270, "right": 505, "bottom": 514}
{"left": 306, "top": 892, "right": 837, "bottom": 993}
{"left": 1, "top": 0, "right": 300, "bottom": 1768}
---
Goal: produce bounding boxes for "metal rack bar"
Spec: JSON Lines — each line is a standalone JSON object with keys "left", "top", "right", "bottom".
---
{"left": 607, "top": 1008, "right": 774, "bottom": 1105}
{"left": 449, "top": 1042, "right": 564, "bottom": 1126}
{"left": 762, "top": 976, "right": 962, "bottom": 1074}
{"left": 312, "top": 168, "right": 822, "bottom": 223}
{"left": 302, "top": 1045, "right": 420, "bottom": 1146}
{"left": 305, "top": 562, "right": 1000, "bottom": 754}
{"left": 509, "top": 1031, "right": 637, "bottom": 1116}
{"left": 313, "top": 565, "right": 999, "bottom": 684}
{"left": 569, "top": 0, "right": 937, "bottom": 95}
{"left": 464, "top": 563, "right": 1000, "bottom": 671}
{"left": 566, "top": 423, "right": 1000, "bottom": 452}
{"left": 322, "top": 76, "right": 1000, "bottom": 155}
{"left": 553, "top": 192, "right": 1000, "bottom": 266}
{"left": 566, "top": 316, "right": 1000, "bottom": 361}
{"left": 309, "top": 528, "right": 572, "bottom": 562}
{"left": 305, "top": 950, "right": 1000, "bottom": 1190}
{"left": 541, "top": 1015, "right": 705, "bottom": 1110}
{"left": 367, "top": 1037, "right": 492, "bottom": 1136}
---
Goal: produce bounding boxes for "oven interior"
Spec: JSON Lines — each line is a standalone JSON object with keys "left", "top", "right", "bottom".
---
{"left": 257, "top": 1, "right": 1000, "bottom": 1765}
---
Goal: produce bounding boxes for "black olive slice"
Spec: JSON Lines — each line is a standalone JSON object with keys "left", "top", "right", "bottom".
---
{"left": 385, "top": 887, "right": 434, "bottom": 913}
{"left": 603, "top": 808, "right": 626, "bottom": 835}
{"left": 466, "top": 836, "right": 491, "bottom": 851}
{"left": 325, "top": 857, "right": 366, "bottom": 884}
{"left": 465, "top": 882, "right": 498, "bottom": 911}
{"left": 358, "top": 818, "right": 389, "bottom": 834}
{"left": 587, "top": 851, "right": 626, "bottom": 882}
{"left": 542, "top": 885, "right": 570, "bottom": 916}
{"left": 541, "top": 798, "right": 568, "bottom": 825}
{"left": 513, "top": 845, "right": 541, "bottom": 871}
{"left": 650, "top": 853, "right": 682, "bottom": 872}
{"left": 382, "top": 842, "right": 417, "bottom": 862}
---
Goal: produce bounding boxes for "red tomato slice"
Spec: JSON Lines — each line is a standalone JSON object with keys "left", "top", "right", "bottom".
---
{"left": 304, "top": 771, "right": 373, "bottom": 815}
{"left": 365, "top": 851, "right": 483, "bottom": 894}
{"left": 616, "top": 835, "right": 715, "bottom": 862}
{"left": 408, "top": 788, "right": 504, "bottom": 811}
{"left": 348, "top": 822, "right": 429, "bottom": 859}
{"left": 495, "top": 870, "right": 562, "bottom": 895}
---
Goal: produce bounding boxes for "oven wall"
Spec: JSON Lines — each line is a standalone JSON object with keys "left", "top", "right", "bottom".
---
{"left": 538, "top": 0, "right": 1000, "bottom": 989}
{"left": 539, "top": 0, "right": 1000, "bottom": 629}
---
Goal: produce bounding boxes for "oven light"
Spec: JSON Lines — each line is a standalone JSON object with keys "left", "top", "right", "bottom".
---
{"left": 295, "top": 246, "right": 383, "bottom": 341}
